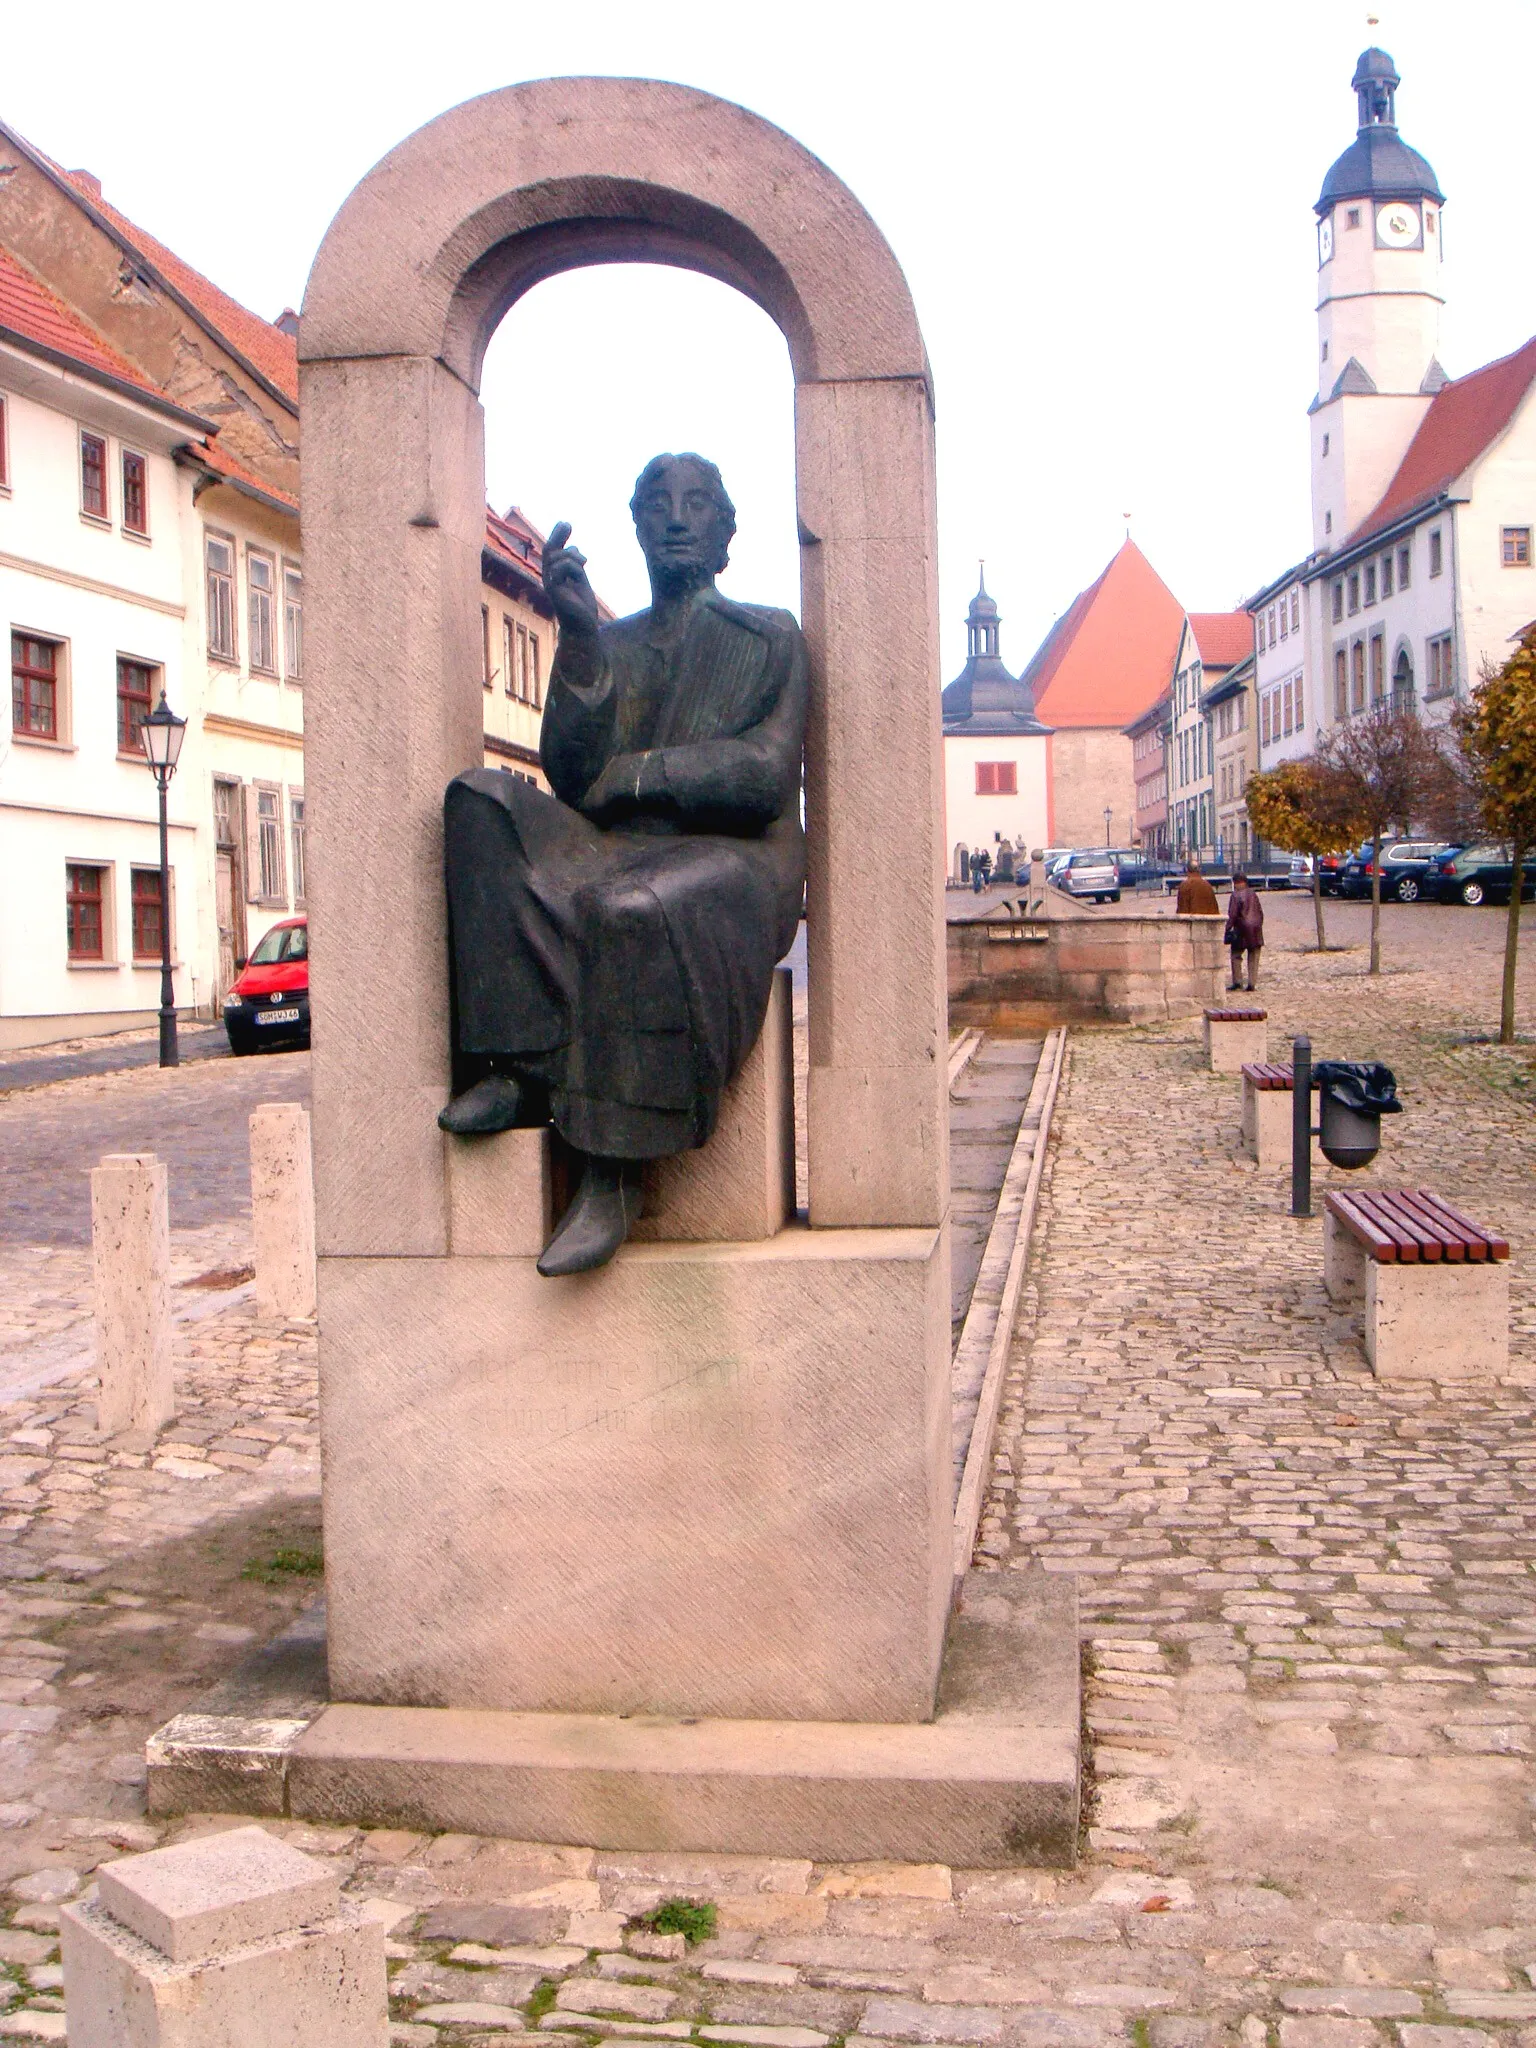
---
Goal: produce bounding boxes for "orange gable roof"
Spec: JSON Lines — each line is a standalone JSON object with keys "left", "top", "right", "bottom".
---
{"left": 0, "top": 244, "right": 188, "bottom": 410}
{"left": 1026, "top": 540, "right": 1188, "bottom": 729}
{"left": 1188, "top": 611, "right": 1252, "bottom": 668}
{"left": 58, "top": 169, "right": 298, "bottom": 407}
{"left": 182, "top": 435, "right": 298, "bottom": 512}
{"left": 1351, "top": 333, "right": 1536, "bottom": 546}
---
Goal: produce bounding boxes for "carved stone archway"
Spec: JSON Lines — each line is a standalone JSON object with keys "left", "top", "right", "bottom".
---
{"left": 299, "top": 77, "right": 946, "bottom": 1257}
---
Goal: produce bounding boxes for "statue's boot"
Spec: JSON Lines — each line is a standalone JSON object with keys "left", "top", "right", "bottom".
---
{"left": 437, "top": 1074, "right": 528, "bottom": 1134}
{"left": 537, "top": 1154, "right": 641, "bottom": 1277}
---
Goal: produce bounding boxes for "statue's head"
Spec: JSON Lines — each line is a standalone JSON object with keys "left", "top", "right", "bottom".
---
{"left": 630, "top": 452, "right": 737, "bottom": 591}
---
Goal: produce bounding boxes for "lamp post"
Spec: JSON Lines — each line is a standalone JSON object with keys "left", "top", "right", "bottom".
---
{"left": 1103, "top": 807, "right": 1112, "bottom": 848}
{"left": 140, "top": 691, "right": 187, "bottom": 1068}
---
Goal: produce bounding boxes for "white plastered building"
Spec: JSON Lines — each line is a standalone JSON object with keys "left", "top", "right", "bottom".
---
{"left": 1254, "top": 47, "right": 1536, "bottom": 770}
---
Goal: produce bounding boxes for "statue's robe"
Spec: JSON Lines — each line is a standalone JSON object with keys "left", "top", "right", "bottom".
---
{"left": 444, "top": 589, "right": 807, "bottom": 1160}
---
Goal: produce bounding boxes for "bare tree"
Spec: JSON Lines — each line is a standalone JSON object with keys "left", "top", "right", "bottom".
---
{"left": 1317, "top": 707, "right": 1443, "bottom": 975}
{"left": 1244, "top": 759, "right": 1365, "bottom": 953}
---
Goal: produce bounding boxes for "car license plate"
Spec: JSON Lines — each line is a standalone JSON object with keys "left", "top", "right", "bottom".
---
{"left": 255, "top": 1011, "right": 291, "bottom": 1026}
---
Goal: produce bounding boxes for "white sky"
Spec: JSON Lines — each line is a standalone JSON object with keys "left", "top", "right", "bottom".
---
{"left": 7, "top": 0, "right": 1534, "bottom": 678}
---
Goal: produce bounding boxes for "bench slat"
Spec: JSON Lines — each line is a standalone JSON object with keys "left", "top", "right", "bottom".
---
{"left": 1325, "top": 1191, "right": 1401, "bottom": 1261}
{"left": 1370, "top": 1190, "right": 1445, "bottom": 1262}
{"left": 1326, "top": 1186, "right": 1509, "bottom": 1265}
{"left": 1207, "top": 1008, "right": 1266, "bottom": 1023}
{"left": 1415, "top": 1189, "right": 1510, "bottom": 1262}
{"left": 1241, "top": 1062, "right": 1293, "bottom": 1090}
{"left": 1390, "top": 1189, "right": 1467, "bottom": 1261}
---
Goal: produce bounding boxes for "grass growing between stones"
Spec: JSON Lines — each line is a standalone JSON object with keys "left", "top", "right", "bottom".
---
{"left": 527, "top": 1979, "right": 560, "bottom": 2021}
{"left": 643, "top": 1899, "right": 717, "bottom": 1945}
{"left": 240, "top": 1545, "right": 323, "bottom": 1586}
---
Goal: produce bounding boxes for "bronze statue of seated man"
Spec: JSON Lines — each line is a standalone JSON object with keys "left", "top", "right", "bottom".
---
{"left": 439, "top": 453, "right": 808, "bottom": 1276}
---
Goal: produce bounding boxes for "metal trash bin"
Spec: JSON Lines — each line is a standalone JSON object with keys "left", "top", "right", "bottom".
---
{"left": 1312, "top": 1060, "right": 1402, "bottom": 1169}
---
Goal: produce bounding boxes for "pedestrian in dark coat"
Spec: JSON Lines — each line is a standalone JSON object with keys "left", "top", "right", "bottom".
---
{"left": 1224, "top": 872, "right": 1265, "bottom": 991}
{"left": 1175, "top": 860, "right": 1218, "bottom": 915}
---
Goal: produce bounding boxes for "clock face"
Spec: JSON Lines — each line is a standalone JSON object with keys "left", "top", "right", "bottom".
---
{"left": 1318, "top": 214, "right": 1334, "bottom": 265}
{"left": 1376, "top": 202, "right": 1421, "bottom": 249}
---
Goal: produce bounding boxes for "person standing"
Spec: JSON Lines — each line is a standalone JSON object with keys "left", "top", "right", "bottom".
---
{"left": 1175, "top": 859, "right": 1218, "bottom": 915}
{"left": 1224, "top": 872, "right": 1265, "bottom": 991}
{"left": 971, "top": 847, "right": 992, "bottom": 894}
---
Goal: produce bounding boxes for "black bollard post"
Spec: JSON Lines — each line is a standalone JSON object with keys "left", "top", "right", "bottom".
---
{"left": 1291, "top": 1033, "right": 1312, "bottom": 1218}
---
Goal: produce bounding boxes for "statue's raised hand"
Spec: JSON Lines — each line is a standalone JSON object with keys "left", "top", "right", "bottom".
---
{"left": 542, "top": 522, "right": 601, "bottom": 638}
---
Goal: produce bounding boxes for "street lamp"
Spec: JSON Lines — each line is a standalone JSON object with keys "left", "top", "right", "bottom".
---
{"left": 1103, "top": 806, "right": 1112, "bottom": 847}
{"left": 140, "top": 690, "right": 187, "bottom": 1068}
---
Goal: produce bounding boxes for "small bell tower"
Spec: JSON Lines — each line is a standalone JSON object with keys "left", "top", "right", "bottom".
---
{"left": 1311, "top": 48, "right": 1447, "bottom": 548}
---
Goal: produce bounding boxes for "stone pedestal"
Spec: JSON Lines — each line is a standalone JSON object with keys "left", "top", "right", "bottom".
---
{"left": 147, "top": 1572, "right": 1081, "bottom": 1867}
{"left": 90, "top": 1153, "right": 173, "bottom": 1437}
{"left": 250, "top": 1106, "right": 317, "bottom": 1319}
{"left": 1241, "top": 1076, "right": 1324, "bottom": 1170}
{"left": 1324, "top": 1210, "right": 1509, "bottom": 1378}
{"left": 1204, "top": 1009, "right": 1267, "bottom": 1072}
{"left": 320, "top": 1222, "right": 952, "bottom": 1724}
{"left": 60, "top": 1824, "right": 386, "bottom": 2047}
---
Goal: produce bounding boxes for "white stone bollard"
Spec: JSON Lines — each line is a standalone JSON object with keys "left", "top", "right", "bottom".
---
{"left": 60, "top": 1824, "right": 387, "bottom": 2047}
{"left": 250, "top": 1104, "right": 317, "bottom": 1319}
{"left": 90, "top": 1152, "right": 174, "bottom": 1437}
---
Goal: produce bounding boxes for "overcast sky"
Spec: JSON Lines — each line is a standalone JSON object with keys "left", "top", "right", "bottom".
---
{"left": 7, "top": 0, "right": 1534, "bottom": 677}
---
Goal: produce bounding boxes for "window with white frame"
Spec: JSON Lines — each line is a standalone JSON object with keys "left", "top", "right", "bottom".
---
{"left": 205, "top": 533, "right": 236, "bottom": 660}
{"left": 248, "top": 552, "right": 276, "bottom": 673}
{"left": 283, "top": 563, "right": 303, "bottom": 680}
{"left": 289, "top": 789, "right": 306, "bottom": 906}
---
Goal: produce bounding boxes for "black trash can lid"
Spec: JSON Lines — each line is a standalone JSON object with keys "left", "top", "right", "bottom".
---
{"left": 1312, "top": 1060, "right": 1403, "bottom": 1115}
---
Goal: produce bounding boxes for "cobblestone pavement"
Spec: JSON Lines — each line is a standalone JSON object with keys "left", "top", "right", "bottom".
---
{"left": 0, "top": 901, "right": 1531, "bottom": 2042}
{"left": 0, "top": 1048, "right": 309, "bottom": 1247}
{"left": 0, "top": 1023, "right": 231, "bottom": 1098}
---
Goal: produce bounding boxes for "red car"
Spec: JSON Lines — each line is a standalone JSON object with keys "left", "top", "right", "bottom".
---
{"left": 222, "top": 915, "right": 309, "bottom": 1055}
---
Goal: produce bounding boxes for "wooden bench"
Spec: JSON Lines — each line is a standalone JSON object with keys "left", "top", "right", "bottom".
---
{"left": 1204, "top": 1006, "right": 1267, "bottom": 1072}
{"left": 1324, "top": 1187, "right": 1511, "bottom": 1379}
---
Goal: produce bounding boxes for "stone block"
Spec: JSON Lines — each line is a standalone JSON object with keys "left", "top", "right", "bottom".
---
{"left": 446, "top": 1128, "right": 552, "bottom": 1258}
{"left": 1241, "top": 1080, "right": 1322, "bottom": 1171}
{"left": 318, "top": 1225, "right": 951, "bottom": 1724}
{"left": 1365, "top": 1258, "right": 1510, "bottom": 1379}
{"left": 1323, "top": 1207, "right": 1366, "bottom": 1304}
{"left": 250, "top": 1105, "right": 317, "bottom": 1319}
{"left": 1204, "top": 1015, "right": 1266, "bottom": 1072}
{"left": 60, "top": 1825, "right": 386, "bottom": 2046}
{"left": 90, "top": 1153, "right": 173, "bottom": 1438}
{"left": 636, "top": 968, "right": 794, "bottom": 1242}
{"left": 95, "top": 1825, "right": 336, "bottom": 1962}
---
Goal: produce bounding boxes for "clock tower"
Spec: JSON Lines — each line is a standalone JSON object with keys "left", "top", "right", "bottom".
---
{"left": 1311, "top": 48, "right": 1446, "bottom": 550}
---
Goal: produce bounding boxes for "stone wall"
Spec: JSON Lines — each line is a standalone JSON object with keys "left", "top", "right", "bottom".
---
{"left": 949, "top": 911, "right": 1224, "bottom": 1026}
{"left": 1046, "top": 727, "right": 1138, "bottom": 850}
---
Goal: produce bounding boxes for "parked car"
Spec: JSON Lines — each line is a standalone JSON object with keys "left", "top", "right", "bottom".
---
{"left": 1338, "top": 840, "right": 1460, "bottom": 903}
{"left": 223, "top": 915, "right": 310, "bottom": 1054}
{"left": 1054, "top": 849, "right": 1121, "bottom": 903}
{"left": 1424, "top": 843, "right": 1536, "bottom": 907}
{"left": 1288, "top": 849, "right": 1347, "bottom": 893}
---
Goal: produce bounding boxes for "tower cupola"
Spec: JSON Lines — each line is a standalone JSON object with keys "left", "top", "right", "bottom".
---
{"left": 1317, "top": 46, "right": 1443, "bottom": 214}
{"left": 942, "top": 566, "right": 1050, "bottom": 734}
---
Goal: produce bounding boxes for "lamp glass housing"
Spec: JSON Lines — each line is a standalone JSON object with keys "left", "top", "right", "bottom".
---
{"left": 141, "top": 695, "right": 187, "bottom": 774}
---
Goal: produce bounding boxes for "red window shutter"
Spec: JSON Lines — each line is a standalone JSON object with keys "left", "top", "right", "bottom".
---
{"left": 998, "top": 762, "right": 1017, "bottom": 795}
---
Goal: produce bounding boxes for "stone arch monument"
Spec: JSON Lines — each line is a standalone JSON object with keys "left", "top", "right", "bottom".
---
{"left": 287, "top": 79, "right": 1074, "bottom": 1858}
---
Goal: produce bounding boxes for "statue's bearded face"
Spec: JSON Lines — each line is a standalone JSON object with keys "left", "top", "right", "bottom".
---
{"left": 633, "top": 459, "right": 731, "bottom": 585}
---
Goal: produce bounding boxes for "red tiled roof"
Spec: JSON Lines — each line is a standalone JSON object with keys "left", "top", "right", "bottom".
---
{"left": 1351, "top": 333, "right": 1536, "bottom": 546}
{"left": 0, "top": 245, "right": 181, "bottom": 408}
{"left": 59, "top": 169, "right": 298, "bottom": 405}
{"left": 1026, "top": 541, "right": 1188, "bottom": 729}
{"left": 485, "top": 505, "right": 546, "bottom": 575}
{"left": 1188, "top": 611, "right": 1252, "bottom": 668}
